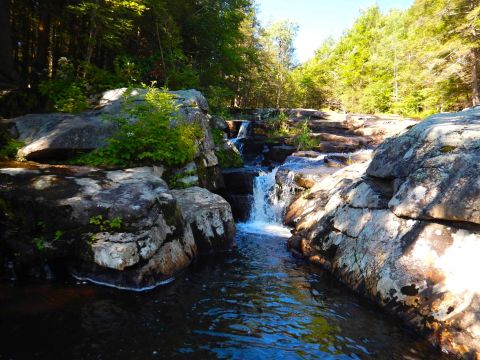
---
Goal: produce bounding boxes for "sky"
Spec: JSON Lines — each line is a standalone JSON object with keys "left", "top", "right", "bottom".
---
{"left": 256, "top": 0, "right": 414, "bottom": 63}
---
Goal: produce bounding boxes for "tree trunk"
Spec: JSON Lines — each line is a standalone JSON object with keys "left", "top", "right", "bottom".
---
{"left": 472, "top": 48, "right": 480, "bottom": 106}
{"left": 33, "top": 2, "right": 51, "bottom": 84}
{"left": 0, "top": 0, "right": 20, "bottom": 88}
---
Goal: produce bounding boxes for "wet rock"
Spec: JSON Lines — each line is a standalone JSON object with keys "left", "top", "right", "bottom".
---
{"left": 222, "top": 194, "right": 252, "bottom": 222}
{"left": 276, "top": 157, "right": 339, "bottom": 190}
{"left": 171, "top": 187, "right": 236, "bottom": 253}
{"left": 264, "top": 145, "right": 297, "bottom": 163}
{"left": 0, "top": 164, "right": 197, "bottom": 289}
{"left": 314, "top": 141, "right": 362, "bottom": 153}
{"left": 291, "top": 151, "right": 323, "bottom": 158}
{"left": 222, "top": 168, "right": 260, "bottom": 194}
{"left": 221, "top": 167, "right": 259, "bottom": 221}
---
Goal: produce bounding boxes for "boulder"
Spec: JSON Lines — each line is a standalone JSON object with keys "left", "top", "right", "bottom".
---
{"left": 368, "top": 108, "right": 480, "bottom": 225}
{"left": 222, "top": 168, "right": 260, "bottom": 194}
{"left": 276, "top": 157, "right": 339, "bottom": 190}
{"left": 287, "top": 108, "right": 480, "bottom": 357}
{"left": 222, "top": 194, "right": 253, "bottom": 222}
{"left": 264, "top": 144, "right": 297, "bottom": 163}
{"left": 3, "top": 88, "right": 224, "bottom": 191}
{"left": 0, "top": 163, "right": 233, "bottom": 289}
{"left": 171, "top": 187, "right": 235, "bottom": 253}
{"left": 221, "top": 167, "right": 260, "bottom": 221}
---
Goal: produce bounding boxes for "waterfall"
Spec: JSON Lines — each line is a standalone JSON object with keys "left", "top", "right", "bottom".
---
{"left": 249, "top": 167, "right": 295, "bottom": 224}
{"left": 236, "top": 121, "right": 250, "bottom": 139}
{"left": 237, "top": 166, "right": 294, "bottom": 236}
{"left": 231, "top": 121, "right": 251, "bottom": 155}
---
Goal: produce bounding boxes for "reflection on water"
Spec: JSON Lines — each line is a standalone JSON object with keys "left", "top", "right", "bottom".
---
{"left": 0, "top": 229, "right": 449, "bottom": 360}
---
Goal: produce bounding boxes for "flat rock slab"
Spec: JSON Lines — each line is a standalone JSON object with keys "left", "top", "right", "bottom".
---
{"left": 0, "top": 163, "right": 235, "bottom": 289}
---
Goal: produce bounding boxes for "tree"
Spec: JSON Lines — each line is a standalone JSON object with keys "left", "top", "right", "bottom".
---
{"left": 0, "top": 0, "right": 20, "bottom": 88}
{"left": 264, "top": 20, "right": 299, "bottom": 108}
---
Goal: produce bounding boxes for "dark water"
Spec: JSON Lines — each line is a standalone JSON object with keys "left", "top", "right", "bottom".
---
{"left": 0, "top": 227, "right": 449, "bottom": 360}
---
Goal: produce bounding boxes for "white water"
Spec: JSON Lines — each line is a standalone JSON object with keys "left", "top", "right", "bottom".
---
{"left": 238, "top": 149, "right": 374, "bottom": 237}
{"left": 231, "top": 121, "right": 251, "bottom": 155}
{"left": 238, "top": 166, "right": 296, "bottom": 237}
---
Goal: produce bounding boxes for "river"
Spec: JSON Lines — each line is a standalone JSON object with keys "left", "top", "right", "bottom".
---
{"left": 0, "top": 165, "right": 449, "bottom": 359}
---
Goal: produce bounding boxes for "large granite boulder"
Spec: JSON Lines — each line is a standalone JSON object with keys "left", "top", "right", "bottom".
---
{"left": 0, "top": 163, "right": 234, "bottom": 290}
{"left": 171, "top": 187, "right": 235, "bottom": 253}
{"left": 287, "top": 108, "right": 480, "bottom": 358}
{"left": 2, "top": 88, "right": 224, "bottom": 191}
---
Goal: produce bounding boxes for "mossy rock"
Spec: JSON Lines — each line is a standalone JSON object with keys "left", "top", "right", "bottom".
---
{"left": 216, "top": 148, "right": 243, "bottom": 168}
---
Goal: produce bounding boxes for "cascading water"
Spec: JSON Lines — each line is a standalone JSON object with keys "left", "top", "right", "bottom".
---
{"left": 238, "top": 166, "right": 296, "bottom": 236}
{"left": 231, "top": 121, "right": 251, "bottom": 155}
{"left": 249, "top": 167, "right": 295, "bottom": 224}
{"left": 239, "top": 149, "right": 374, "bottom": 236}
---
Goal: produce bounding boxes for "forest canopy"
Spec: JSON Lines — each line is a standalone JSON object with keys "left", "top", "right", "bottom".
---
{"left": 2, "top": 0, "right": 480, "bottom": 117}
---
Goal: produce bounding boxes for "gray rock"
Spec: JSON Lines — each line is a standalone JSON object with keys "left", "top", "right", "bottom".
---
{"left": 6, "top": 113, "right": 118, "bottom": 161}
{"left": 0, "top": 164, "right": 197, "bottom": 289}
{"left": 367, "top": 108, "right": 480, "bottom": 225}
{"left": 4, "top": 88, "right": 223, "bottom": 191}
{"left": 171, "top": 187, "right": 236, "bottom": 253}
{"left": 287, "top": 108, "right": 480, "bottom": 357}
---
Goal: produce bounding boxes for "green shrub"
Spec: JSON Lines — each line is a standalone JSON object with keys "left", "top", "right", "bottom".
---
{"left": 39, "top": 58, "right": 89, "bottom": 113}
{"left": 216, "top": 148, "right": 243, "bottom": 168}
{"left": 74, "top": 85, "right": 203, "bottom": 168}
{"left": 0, "top": 138, "right": 24, "bottom": 159}
{"left": 265, "top": 112, "right": 296, "bottom": 138}
{"left": 293, "top": 120, "right": 317, "bottom": 150}
{"left": 212, "top": 128, "right": 225, "bottom": 146}
{"left": 39, "top": 56, "right": 141, "bottom": 113}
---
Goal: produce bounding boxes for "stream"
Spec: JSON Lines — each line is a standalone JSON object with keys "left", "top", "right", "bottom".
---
{"left": 0, "top": 163, "right": 449, "bottom": 359}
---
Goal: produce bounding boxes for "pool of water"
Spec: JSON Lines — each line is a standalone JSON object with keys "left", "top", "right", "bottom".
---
{"left": 0, "top": 227, "right": 449, "bottom": 360}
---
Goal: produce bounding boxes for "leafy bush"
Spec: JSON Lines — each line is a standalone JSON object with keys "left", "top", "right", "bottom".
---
{"left": 39, "top": 56, "right": 142, "bottom": 113}
{"left": 0, "top": 124, "right": 24, "bottom": 160}
{"left": 74, "top": 85, "right": 203, "bottom": 167}
{"left": 39, "top": 58, "right": 89, "bottom": 113}
{"left": 265, "top": 112, "right": 295, "bottom": 138}
{"left": 0, "top": 138, "right": 24, "bottom": 159}
{"left": 293, "top": 120, "right": 317, "bottom": 150}
{"left": 216, "top": 148, "right": 243, "bottom": 168}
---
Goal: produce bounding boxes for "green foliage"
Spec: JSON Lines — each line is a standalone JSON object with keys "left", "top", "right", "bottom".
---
{"left": 216, "top": 148, "right": 244, "bottom": 168}
{"left": 53, "top": 230, "right": 64, "bottom": 242}
{"left": 89, "top": 215, "right": 123, "bottom": 243}
{"left": 265, "top": 113, "right": 297, "bottom": 138}
{"left": 33, "top": 237, "right": 45, "bottom": 252}
{"left": 293, "top": 121, "right": 317, "bottom": 151}
{"left": 31, "top": 221, "right": 64, "bottom": 252}
{"left": 167, "top": 170, "right": 198, "bottom": 189}
{"left": 39, "top": 57, "right": 141, "bottom": 113}
{"left": 206, "top": 86, "right": 234, "bottom": 115}
{"left": 9, "top": 0, "right": 480, "bottom": 117}
{"left": 290, "top": 2, "right": 480, "bottom": 115}
{"left": 74, "top": 85, "right": 202, "bottom": 167}
{"left": 89, "top": 215, "right": 123, "bottom": 232}
{"left": 0, "top": 138, "right": 24, "bottom": 160}
{"left": 212, "top": 128, "right": 225, "bottom": 146}
{"left": 0, "top": 90, "right": 42, "bottom": 118}
{"left": 39, "top": 58, "right": 88, "bottom": 113}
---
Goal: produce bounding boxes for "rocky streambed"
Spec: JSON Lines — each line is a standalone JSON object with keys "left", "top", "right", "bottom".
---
{"left": 0, "top": 91, "right": 477, "bottom": 359}
{"left": 282, "top": 109, "right": 480, "bottom": 358}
